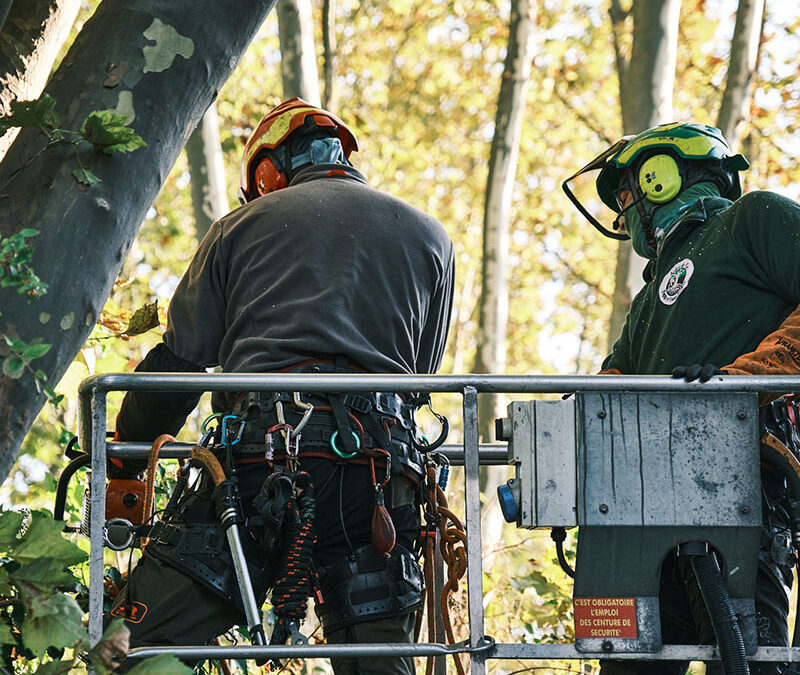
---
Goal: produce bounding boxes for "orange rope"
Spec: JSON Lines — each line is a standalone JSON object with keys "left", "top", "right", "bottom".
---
{"left": 140, "top": 434, "right": 176, "bottom": 548}
{"left": 422, "top": 463, "right": 467, "bottom": 675}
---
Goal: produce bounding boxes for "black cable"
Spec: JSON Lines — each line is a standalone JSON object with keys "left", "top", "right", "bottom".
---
{"left": 550, "top": 527, "right": 575, "bottom": 579}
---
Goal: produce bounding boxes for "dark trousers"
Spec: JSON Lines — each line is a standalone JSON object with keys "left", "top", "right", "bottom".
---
{"left": 110, "top": 456, "right": 420, "bottom": 674}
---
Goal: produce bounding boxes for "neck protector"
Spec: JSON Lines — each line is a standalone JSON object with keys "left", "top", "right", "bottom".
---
{"left": 626, "top": 181, "right": 720, "bottom": 258}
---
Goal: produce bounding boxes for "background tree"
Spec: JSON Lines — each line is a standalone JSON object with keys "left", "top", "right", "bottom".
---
{"left": 277, "top": 0, "right": 321, "bottom": 104}
{"left": 185, "top": 102, "right": 230, "bottom": 242}
{"left": 606, "top": 0, "right": 681, "bottom": 350}
{"left": 716, "top": 0, "right": 765, "bottom": 151}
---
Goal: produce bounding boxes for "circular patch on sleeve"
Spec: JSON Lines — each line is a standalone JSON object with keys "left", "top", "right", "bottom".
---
{"left": 658, "top": 258, "right": 694, "bottom": 305}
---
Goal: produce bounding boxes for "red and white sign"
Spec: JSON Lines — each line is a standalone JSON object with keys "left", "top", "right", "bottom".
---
{"left": 574, "top": 597, "right": 637, "bottom": 639}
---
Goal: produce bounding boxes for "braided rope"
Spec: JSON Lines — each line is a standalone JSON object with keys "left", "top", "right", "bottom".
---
{"left": 270, "top": 473, "right": 316, "bottom": 641}
{"left": 422, "top": 463, "right": 467, "bottom": 675}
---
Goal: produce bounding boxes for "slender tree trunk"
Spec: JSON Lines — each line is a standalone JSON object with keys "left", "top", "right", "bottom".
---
{"left": 276, "top": 0, "right": 320, "bottom": 105}
{"left": 0, "top": 0, "right": 81, "bottom": 160}
{"left": 185, "top": 101, "right": 229, "bottom": 242}
{"left": 606, "top": 0, "right": 680, "bottom": 351}
{"left": 321, "top": 0, "right": 337, "bottom": 110}
{"left": 0, "top": 0, "right": 275, "bottom": 480}
{"left": 716, "top": 0, "right": 765, "bottom": 151}
{"left": 473, "top": 0, "right": 536, "bottom": 545}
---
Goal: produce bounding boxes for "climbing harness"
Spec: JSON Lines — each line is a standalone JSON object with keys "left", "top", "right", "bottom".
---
{"left": 417, "top": 453, "right": 468, "bottom": 675}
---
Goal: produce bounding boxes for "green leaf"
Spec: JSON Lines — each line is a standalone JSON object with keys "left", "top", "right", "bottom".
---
{"left": 2, "top": 357, "right": 25, "bottom": 379}
{"left": 32, "top": 659, "right": 76, "bottom": 675}
{"left": 80, "top": 110, "right": 146, "bottom": 154}
{"left": 10, "top": 512, "right": 86, "bottom": 567}
{"left": 1, "top": 334, "right": 26, "bottom": 352}
{"left": 0, "top": 621, "right": 15, "bottom": 646}
{"left": 126, "top": 654, "right": 193, "bottom": 675}
{"left": 21, "top": 343, "right": 51, "bottom": 361}
{"left": 0, "top": 511, "right": 25, "bottom": 550}
{"left": 72, "top": 168, "right": 102, "bottom": 187}
{"left": 18, "top": 229, "right": 39, "bottom": 238}
{"left": 22, "top": 592, "right": 86, "bottom": 657}
{"left": 4, "top": 94, "right": 60, "bottom": 130}
{"left": 9, "top": 559, "right": 76, "bottom": 593}
{"left": 124, "top": 301, "right": 159, "bottom": 336}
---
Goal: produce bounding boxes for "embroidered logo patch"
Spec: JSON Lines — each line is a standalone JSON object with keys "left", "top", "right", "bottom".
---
{"left": 659, "top": 258, "right": 694, "bottom": 305}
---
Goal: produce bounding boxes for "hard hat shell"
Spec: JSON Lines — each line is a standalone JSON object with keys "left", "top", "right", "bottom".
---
{"left": 239, "top": 97, "right": 358, "bottom": 200}
{"left": 596, "top": 122, "right": 749, "bottom": 211}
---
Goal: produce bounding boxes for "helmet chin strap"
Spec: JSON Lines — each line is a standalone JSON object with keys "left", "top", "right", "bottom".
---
{"left": 612, "top": 191, "right": 648, "bottom": 232}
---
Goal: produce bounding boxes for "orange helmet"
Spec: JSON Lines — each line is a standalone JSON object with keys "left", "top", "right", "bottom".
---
{"left": 239, "top": 97, "right": 359, "bottom": 203}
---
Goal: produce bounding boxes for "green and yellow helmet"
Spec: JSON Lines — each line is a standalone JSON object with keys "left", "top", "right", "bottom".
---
{"left": 562, "top": 122, "right": 749, "bottom": 240}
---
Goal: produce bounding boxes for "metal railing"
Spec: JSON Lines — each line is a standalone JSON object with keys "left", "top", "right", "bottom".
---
{"left": 78, "top": 372, "right": 800, "bottom": 673}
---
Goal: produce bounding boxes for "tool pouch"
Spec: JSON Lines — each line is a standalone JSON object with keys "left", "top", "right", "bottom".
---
{"left": 314, "top": 544, "right": 422, "bottom": 633}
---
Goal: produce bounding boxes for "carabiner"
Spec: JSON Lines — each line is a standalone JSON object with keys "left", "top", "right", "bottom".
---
{"left": 330, "top": 431, "right": 361, "bottom": 459}
{"left": 292, "top": 392, "right": 315, "bottom": 437}
{"left": 221, "top": 415, "right": 245, "bottom": 446}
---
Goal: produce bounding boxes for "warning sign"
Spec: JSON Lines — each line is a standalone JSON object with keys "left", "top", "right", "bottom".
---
{"left": 573, "top": 597, "right": 637, "bottom": 638}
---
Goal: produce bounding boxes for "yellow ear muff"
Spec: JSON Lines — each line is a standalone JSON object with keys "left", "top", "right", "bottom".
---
{"left": 638, "top": 154, "right": 681, "bottom": 203}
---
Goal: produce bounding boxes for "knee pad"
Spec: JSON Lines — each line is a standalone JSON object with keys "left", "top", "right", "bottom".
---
{"left": 315, "top": 544, "right": 423, "bottom": 633}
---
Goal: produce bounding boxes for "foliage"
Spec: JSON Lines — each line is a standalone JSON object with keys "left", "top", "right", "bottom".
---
{"left": 0, "top": 509, "right": 190, "bottom": 674}
{"left": 0, "top": 229, "right": 47, "bottom": 299}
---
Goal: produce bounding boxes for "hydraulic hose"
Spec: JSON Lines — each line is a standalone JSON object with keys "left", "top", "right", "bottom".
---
{"left": 690, "top": 553, "right": 749, "bottom": 675}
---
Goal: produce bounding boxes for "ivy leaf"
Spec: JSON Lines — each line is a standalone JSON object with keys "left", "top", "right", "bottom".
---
{"left": 126, "top": 654, "right": 194, "bottom": 675}
{"left": 72, "top": 168, "right": 102, "bottom": 187}
{"left": 10, "top": 512, "right": 86, "bottom": 567}
{"left": 0, "top": 621, "right": 15, "bottom": 646}
{"left": 9, "top": 559, "right": 76, "bottom": 593}
{"left": 88, "top": 618, "right": 129, "bottom": 674}
{"left": 21, "top": 343, "right": 51, "bottom": 361}
{"left": 31, "top": 659, "right": 76, "bottom": 674}
{"left": 80, "top": 110, "right": 146, "bottom": 154}
{"left": 124, "top": 301, "right": 159, "bottom": 336}
{"left": 22, "top": 592, "right": 86, "bottom": 657}
{"left": 0, "top": 94, "right": 60, "bottom": 133}
{"left": 0, "top": 511, "right": 25, "bottom": 550}
{"left": 2, "top": 357, "right": 24, "bottom": 379}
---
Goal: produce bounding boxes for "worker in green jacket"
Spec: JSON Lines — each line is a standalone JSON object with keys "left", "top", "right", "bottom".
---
{"left": 564, "top": 122, "right": 800, "bottom": 674}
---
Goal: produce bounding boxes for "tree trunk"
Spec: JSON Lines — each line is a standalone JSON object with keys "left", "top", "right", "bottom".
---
{"left": 473, "top": 0, "right": 536, "bottom": 545}
{"left": 276, "top": 0, "right": 320, "bottom": 105}
{"left": 0, "top": 0, "right": 275, "bottom": 480}
{"left": 606, "top": 0, "right": 680, "bottom": 351}
{"left": 0, "top": 0, "right": 81, "bottom": 159}
{"left": 321, "top": 0, "right": 337, "bottom": 110}
{"left": 716, "top": 0, "right": 765, "bottom": 151}
{"left": 185, "top": 101, "right": 230, "bottom": 242}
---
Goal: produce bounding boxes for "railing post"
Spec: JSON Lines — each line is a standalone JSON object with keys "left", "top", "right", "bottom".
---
{"left": 88, "top": 388, "right": 107, "bottom": 647}
{"left": 463, "top": 386, "right": 486, "bottom": 675}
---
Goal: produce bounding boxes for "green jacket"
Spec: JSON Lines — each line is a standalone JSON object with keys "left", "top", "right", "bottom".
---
{"left": 603, "top": 191, "right": 800, "bottom": 375}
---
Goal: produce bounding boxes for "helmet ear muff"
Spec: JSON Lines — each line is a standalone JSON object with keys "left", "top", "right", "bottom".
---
{"left": 253, "top": 154, "right": 288, "bottom": 197}
{"left": 638, "top": 154, "right": 682, "bottom": 204}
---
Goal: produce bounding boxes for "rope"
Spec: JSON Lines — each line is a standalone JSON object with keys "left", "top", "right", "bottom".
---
{"left": 141, "top": 434, "right": 176, "bottom": 548}
{"left": 422, "top": 462, "right": 467, "bottom": 675}
{"left": 270, "top": 472, "right": 316, "bottom": 645}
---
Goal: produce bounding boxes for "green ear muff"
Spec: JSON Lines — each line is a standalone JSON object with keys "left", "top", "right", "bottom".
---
{"left": 638, "top": 154, "right": 681, "bottom": 203}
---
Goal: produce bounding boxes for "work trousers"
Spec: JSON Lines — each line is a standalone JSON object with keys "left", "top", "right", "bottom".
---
{"left": 110, "top": 455, "right": 421, "bottom": 675}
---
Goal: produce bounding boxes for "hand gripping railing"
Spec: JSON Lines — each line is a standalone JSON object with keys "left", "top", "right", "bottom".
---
{"left": 78, "top": 373, "right": 800, "bottom": 673}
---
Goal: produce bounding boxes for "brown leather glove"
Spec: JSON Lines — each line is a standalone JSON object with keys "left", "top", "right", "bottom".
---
{"left": 723, "top": 303, "right": 800, "bottom": 405}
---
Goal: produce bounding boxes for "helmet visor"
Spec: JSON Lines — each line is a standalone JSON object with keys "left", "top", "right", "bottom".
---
{"left": 562, "top": 137, "right": 632, "bottom": 241}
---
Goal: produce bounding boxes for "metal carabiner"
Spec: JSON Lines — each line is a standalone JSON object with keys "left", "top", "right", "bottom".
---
{"left": 221, "top": 415, "right": 245, "bottom": 447}
{"left": 330, "top": 430, "right": 361, "bottom": 459}
{"left": 292, "top": 392, "right": 315, "bottom": 437}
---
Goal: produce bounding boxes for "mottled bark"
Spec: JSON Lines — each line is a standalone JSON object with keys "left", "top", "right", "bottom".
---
{"left": 0, "top": 0, "right": 275, "bottom": 480}
{"left": 716, "top": 0, "right": 765, "bottom": 151}
{"left": 607, "top": 0, "right": 680, "bottom": 351}
{"left": 0, "top": 0, "right": 81, "bottom": 159}
{"left": 185, "top": 101, "right": 229, "bottom": 242}
{"left": 276, "top": 0, "right": 320, "bottom": 105}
